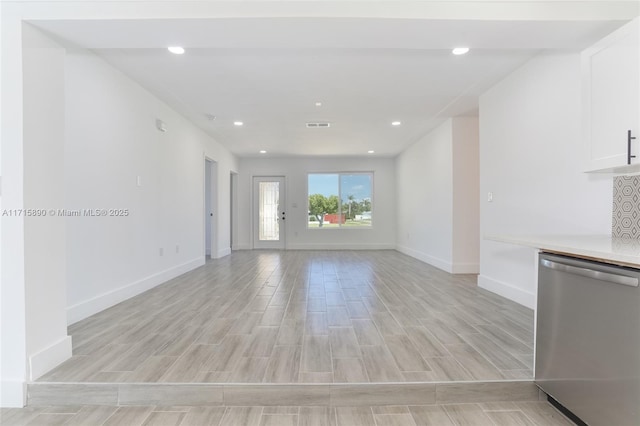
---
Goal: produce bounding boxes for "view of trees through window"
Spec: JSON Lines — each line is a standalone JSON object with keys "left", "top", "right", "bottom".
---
{"left": 308, "top": 173, "right": 372, "bottom": 228}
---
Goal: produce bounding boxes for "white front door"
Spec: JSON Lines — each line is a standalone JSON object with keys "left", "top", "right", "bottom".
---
{"left": 253, "top": 176, "right": 286, "bottom": 249}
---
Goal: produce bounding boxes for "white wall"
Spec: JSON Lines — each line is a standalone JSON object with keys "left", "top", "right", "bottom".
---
{"left": 396, "top": 120, "right": 454, "bottom": 270}
{"left": 237, "top": 157, "right": 396, "bottom": 250}
{"left": 478, "top": 52, "right": 612, "bottom": 308}
{"left": 0, "top": 23, "right": 75, "bottom": 405}
{"left": 23, "top": 25, "right": 72, "bottom": 381}
{"left": 396, "top": 117, "right": 479, "bottom": 273}
{"left": 452, "top": 117, "right": 480, "bottom": 272}
{"left": 65, "top": 49, "right": 238, "bottom": 324}
{"left": 1, "top": 13, "right": 29, "bottom": 407}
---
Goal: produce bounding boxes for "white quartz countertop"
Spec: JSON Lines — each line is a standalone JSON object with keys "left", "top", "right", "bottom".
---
{"left": 485, "top": 234, "right": 640, "bottom": 268}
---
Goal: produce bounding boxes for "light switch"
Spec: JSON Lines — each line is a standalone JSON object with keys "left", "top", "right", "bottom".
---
{"left": 137, "top": 176, "right": 142, "bottom": 187}
{"left": 487, "top": 192, "right": 493, "bottom": 202}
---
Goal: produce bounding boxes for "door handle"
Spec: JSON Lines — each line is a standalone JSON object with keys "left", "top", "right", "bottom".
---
{"left": 541, "top": 258, "right": 638, "bottom": 287}
{"left": 628, "top": 130, "right": 636, "bottom": 165}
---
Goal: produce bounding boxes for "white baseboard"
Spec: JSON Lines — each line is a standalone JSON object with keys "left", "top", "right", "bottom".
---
{"left": 29, "top": 336, "right": 72, "bottom": 381}
{"left": 451, "top": 262, "right": 480, "bottom": 274}
{"left": 67, "top": 257, "right": 205, "bottom": 325}
{"left": 1, "top": 380, "right": 26, "bottom": 407}
{"left": 477, "top": 274, "right": 535, "bottom": 309}
{"left": 233, "top": 244, "right": 251, "bottom": 250}
{"left": 395, "top": 245, "right": 453, "bottom": 273}
{"left": 287, "top": 243, "right": 395, "bottom": 250}
{"left": 396, "top": 246, "right": 479, "bottom": 274}
{"left": 215, "top": 247, "right": 231, "bottom": 258}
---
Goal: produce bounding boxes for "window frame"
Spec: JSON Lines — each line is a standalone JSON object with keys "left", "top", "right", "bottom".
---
{"left": 306, "top": 171, "right": 374, "bottom": 230}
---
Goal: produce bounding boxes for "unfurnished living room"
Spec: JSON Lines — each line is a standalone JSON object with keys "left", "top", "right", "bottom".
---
{"left": 2, "top": 1, "right": 639, "bottom": 426}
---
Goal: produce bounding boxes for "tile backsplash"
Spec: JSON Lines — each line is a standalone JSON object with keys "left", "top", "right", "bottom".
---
{"left": 613, "top": 176, "right": 640, "bottom": 238}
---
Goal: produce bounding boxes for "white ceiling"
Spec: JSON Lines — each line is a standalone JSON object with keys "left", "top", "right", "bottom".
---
{"left": 34, "top": 17, "right": 630, "bottom": 157}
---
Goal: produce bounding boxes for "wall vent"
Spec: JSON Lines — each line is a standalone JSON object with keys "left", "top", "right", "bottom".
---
{"left": 306, "top": 122, "right": 331, "bottom": 128}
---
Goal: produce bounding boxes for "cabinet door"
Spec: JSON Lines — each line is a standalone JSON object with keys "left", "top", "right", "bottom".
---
{"left": 583, "top": 18, "right": 639, "bottom": 173}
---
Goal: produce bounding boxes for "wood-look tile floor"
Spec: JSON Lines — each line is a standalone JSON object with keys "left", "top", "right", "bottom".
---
{"left": 40, "top": 251, "right": 534, "bottom": 384}
{"left": 0, "top": 401, "right": 574, "bottom": 426}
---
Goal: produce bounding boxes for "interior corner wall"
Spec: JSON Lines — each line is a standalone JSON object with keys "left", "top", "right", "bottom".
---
{"left": 478, "top": 52, "right": 612, "bottom": 309}
{"left": 452, "top": 116, "right": 480, "bottom": 273}
{"left": 65, "top": 48, "right": 238, "bottom": 325}
{"left": 1, "top": 9, "right": 28, "bottom": 407}
{"left": 396, "top": 119, "right": 454, "bottom": 272}
{"left": 236, "top": 157, "right": 396, "bottom": 250}
{"left": 22, "top": 25, "right": 72, "bottom": 381}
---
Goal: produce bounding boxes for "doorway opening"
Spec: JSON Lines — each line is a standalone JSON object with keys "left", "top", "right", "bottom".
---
{"left": 230, "top": 172, "right": 238, "bottom": 251}
{"left": 204, "top": 158, "right": 218, "bottom": 258}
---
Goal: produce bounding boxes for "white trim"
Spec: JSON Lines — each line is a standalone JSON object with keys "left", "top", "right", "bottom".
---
{"left": 29, "top": 336, "right": 72, "bottom": 381}
{"left": 477, "top": 274, "right": 535, "bottom": 309}
{"left": 288, "top": 243, "right": 394, "bottom": 250}
{"left": 67, "top": 257, "right": 205, "bottom": 325}
{"left": 215, "top": 247, "right": 231, "bottom": 258}
{"left": 233, "top": 244, "right": 251, "bottom": 250}
{"left": 395, "top": 245, "right": 453, "bottom": 273}
{"left": 396, "top": 246, "right": 479, "bottom": 274}
{"left": 451, "top": 263, "right": 480, "bottom": 274}
{"left": 1, "top": 380, "right": 26, "bottom": 407}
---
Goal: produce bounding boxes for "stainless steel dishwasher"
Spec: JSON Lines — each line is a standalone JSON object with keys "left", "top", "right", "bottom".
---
{"left": 537, "top": 253, "right": 640, "bottom": 426}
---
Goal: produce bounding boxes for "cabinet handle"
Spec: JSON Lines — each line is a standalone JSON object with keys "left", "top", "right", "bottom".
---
{"left": 628, "top": 130, "right": 637, "bottom": 165}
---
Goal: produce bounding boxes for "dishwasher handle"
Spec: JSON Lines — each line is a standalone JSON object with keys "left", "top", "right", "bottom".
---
{"left": 540, "top": 258, "right": 639, "bottom": 288}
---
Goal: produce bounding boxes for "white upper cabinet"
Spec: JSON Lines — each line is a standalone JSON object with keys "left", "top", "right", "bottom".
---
{"left": 583, "top": 18, "right": 640, "bottom": 174}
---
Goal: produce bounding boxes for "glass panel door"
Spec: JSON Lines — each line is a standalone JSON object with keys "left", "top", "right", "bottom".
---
{"left": 253, "top": 177, "right": 285, "bottom": 249}
{"left": 258, "top": 181, "right": 279, "bottom": 241}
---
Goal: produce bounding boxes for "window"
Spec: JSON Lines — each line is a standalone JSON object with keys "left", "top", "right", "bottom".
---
{"left": 308, "top": 173, "right": 373, "bottom": 228}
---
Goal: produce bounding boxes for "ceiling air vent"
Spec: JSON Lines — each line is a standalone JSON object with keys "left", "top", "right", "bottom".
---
{"left": 306, "top": 122, "right": 331, "bottom": 128}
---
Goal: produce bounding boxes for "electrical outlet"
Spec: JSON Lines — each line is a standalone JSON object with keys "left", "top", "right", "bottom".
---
{"left": 176, "top": 245, "right": 180, "bottom": 253}
{"left": 159, "top": 247, "right": 164, "bottom": 256}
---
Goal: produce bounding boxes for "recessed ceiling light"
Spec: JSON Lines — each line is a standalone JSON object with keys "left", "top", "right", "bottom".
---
{"left": 391, "top": 121, "right": 402, "bottom": 126}
{"left": 167, "top": 46, "right": 185, "bottom": 55}
{"left": 233, "top": 121, "right": 244, "bottom": 126}
{"left": 368, "top": 150, "right": 375, "bottom": 154}
{"left": 452, "top": 47, "right": 470, "bottom": 55}
{"left": 259, "top": 150, "right": 267, "bottom": 154}
{"left": 315, "top": 102, "right": 322, "bottom": 107}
